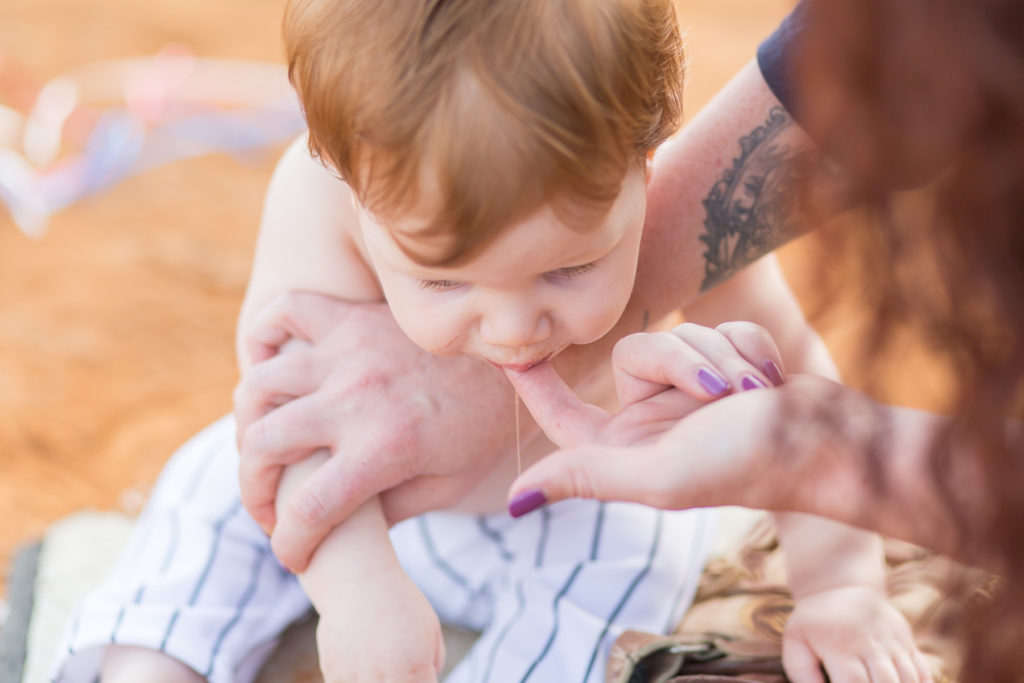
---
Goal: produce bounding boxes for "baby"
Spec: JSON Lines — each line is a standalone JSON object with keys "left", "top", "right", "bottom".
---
{"left": 53, "top": 0, "right": 927, "bottom": 681}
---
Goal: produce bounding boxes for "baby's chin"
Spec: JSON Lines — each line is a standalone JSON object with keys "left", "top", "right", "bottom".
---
{"left": 472, "top": 344, "right": 575, "bottom": 372}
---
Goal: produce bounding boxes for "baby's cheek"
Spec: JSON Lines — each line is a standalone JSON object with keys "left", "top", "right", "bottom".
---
{"left": 576, "top": 296, "right": 629, "bottom": 341}
{"left": 386, "top": 304, "right": 439, "bottom": 352}
{"left": 400, "top": 319, "right": 465, "bottom": 356}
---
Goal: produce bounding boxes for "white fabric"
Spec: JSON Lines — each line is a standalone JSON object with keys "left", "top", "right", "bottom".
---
{"left": 51, "top": 415, "right": 714, "bottom": 683}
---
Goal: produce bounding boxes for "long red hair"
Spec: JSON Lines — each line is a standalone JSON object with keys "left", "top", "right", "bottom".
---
{"left": 799, "top": 0, "right": 1024, "bottom": 678}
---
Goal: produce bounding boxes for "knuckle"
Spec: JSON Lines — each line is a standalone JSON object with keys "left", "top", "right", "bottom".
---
{"left": 243, "top": 361, "right": 297, "bottom": 408}
{"left": 269, "top": 532, "right": 296, "bottom": 569}
{"left": 275, "top": 289, "right": 303, "bottom": 313}
{"left": 288, "top": 487, "right": 333, "bottom": 528}
{"left": 672, "top": 322, "right": 706, "bottom": 338}
{"left": 713, "top": 320, "right": 743, "bottom": 337}
{"left": 243, "top": 362, "right": 272, "bottom": 394}
{"left": 241, "top": 419, "right": 272, "bottom": 460}
{"left": 652, "top": 329, "right": 681, "bottom": 347}
{"left": 254, "top": 292, "right": 292, "bottom": 331}
{"left": 717, "top": 320, "right": 770, "bottom": 346}
{"left": 567, "top": 464, "right": 598, "bottom": 501}
{"left": 351, "top": 367, "right": 391, "bottom": 393}
{"left": 280, "top": 347, "right": 317, "bottom": 382}
{"left": 613, "top": 332, "right": 647, "bottom": 356}
{"left": 247, "top": 419, "right": 268, "bottom": 453}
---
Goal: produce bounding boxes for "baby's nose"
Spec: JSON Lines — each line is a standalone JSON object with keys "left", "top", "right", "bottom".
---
{"left": 479, "top": 308, "right": 552, "bottom": 349}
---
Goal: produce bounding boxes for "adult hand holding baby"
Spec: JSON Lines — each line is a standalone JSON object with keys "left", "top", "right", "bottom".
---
{"left": 234, "top": 291, "right": 515, "bottom": 571}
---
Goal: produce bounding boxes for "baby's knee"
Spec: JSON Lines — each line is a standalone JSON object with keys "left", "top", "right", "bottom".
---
{"left": 101, "top": 644, "right": 206, "bottom": 683}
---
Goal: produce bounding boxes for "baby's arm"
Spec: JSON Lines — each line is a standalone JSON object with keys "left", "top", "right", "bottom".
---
{"left": 236, "top": 135, "right": 382, "bottom": 369}
{"left": 237, "top": 138, "right": 444, "bottom": 679}
{"left": 233, "top": 134, "right": 382, "bottom": 533}
{"left": 682, "top": 256, "right": 930, "bottom": 682}
{"left": 277, "top": 451, "right": 444, "bottom": 682}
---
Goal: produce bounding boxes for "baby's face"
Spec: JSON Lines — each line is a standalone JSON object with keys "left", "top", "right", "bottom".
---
{"left": 357, "top": 165, "right": 646, "bottom": 369}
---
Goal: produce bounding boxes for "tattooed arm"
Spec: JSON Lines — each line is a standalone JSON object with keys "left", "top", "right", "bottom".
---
{"left": 694, "top": 105, "right": 818, "bottom": 291}
{"left": 641, "top": 60, "right": 824, "bottom": 305}
{"left": 554, "top": 59, "right": 836, "bottom": 389}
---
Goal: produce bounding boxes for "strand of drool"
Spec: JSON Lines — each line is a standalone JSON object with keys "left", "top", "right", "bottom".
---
{"left": 514, "top": 390, "right": 522, "bottom": 476}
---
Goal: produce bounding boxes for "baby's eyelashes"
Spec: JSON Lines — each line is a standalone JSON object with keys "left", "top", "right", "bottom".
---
{"left": 418, "top": 261, "right": 598, "bottom": 291}
{"left": 544, "top": 260, "right": 598, "bottom": 282}
{"left": 419, "top": 279, "right": 464, "bottom": 291}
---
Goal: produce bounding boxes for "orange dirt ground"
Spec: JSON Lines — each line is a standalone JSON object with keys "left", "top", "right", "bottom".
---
{"left": 0, "top": 0, "right": 944, "bottom": 597}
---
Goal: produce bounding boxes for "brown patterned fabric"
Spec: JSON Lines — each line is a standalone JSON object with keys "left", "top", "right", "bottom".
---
{"left": 608, "top": 515, "right": 995, "bottom": 683}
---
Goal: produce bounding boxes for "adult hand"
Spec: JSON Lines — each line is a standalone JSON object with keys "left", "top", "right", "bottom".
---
{"left": 234, "top": 291, "right": 514, "bottom": 571}
{"left": 505, "top": 322, "right": 811, "bottom": 516}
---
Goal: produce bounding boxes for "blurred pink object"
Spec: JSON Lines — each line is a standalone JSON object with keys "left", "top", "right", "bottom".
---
{"left": 0, "top": 45, "right": 304, "bottom": 238}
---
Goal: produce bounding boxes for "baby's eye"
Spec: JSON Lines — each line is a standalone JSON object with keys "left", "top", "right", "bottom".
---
{"left": 547, "top": 261, "right": 598, "bottom": 280}
{"left": 419, "top": 279, "right": 464, "bottom": 291}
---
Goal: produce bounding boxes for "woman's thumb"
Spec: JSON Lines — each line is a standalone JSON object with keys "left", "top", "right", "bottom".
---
{"left": 504, "top": 362, "right": 610, "bottom": 448}
{"left": 507, "top": 444, "right": 663, "bottom": 517}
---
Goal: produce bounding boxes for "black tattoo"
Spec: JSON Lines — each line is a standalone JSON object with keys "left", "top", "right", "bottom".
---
{"left": 699, "top": 106, "right": 816, "bottom": 291}
{"left": 641, "top": 309, "right": 650, "bottom": 331}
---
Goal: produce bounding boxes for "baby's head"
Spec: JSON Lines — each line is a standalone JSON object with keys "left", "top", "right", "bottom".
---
{"left": 285, "top": 0, "right": 684, "bottom": 367}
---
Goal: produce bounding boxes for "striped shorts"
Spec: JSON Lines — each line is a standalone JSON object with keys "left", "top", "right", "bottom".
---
{"left": 50, "top": 415, "right": 714, "bottom": 683}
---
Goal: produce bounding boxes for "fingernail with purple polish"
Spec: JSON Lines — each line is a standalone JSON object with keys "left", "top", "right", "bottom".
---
{"left": 741, "top": 374, "right": 768, "bottom": 391}
{"left": 762, "top": 359, "right": 785, "bottom": 386}
{"left": 509, "top": 489, "right": 547, "bottom": 518}
{"left": 697, "top": 367, "right": 730, "bottom": 396}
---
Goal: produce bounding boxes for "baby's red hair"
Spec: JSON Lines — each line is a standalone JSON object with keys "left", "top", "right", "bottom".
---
{"left": 284, "top": 0, "right": 684, "bottom": 265}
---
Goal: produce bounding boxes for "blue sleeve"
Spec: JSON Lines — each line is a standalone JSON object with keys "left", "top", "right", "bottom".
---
{"left": 756, "top": 1, "right": 809, "bottom": 124}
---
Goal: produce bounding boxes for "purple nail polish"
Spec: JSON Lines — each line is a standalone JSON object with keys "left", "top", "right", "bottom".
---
{"left": 697, "top": 367, "right": 730, "bottom": 396}
{"left": 741, "top": 374, "right": 768, "bottom": 391}
{"left": 509, "top": 489, "right": 547, "bottom": 518}
{"left": 762, "top": 359, "right": 785, "bottom": 386}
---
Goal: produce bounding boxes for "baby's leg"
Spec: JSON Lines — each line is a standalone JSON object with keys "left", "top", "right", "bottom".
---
{"left": 393, "top": 500, "right": 715, "bottom": 683}
{"left": 50, "top": 416, "right": 311, "bottom": 683}
{"left": 101, "top": 645, "right": 204, "bottom": 683}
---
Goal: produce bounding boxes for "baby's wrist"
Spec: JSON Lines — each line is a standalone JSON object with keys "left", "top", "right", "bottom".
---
{"left": 786, "top": 545, "right": 886, "bottom": 600}
{"left": 791, "top": 582, "right": 887, "bottom": 606}
{"left": 304, "top": 563, "right": 407, "bottom": 610}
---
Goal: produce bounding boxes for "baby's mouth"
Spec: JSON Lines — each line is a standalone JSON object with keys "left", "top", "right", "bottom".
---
{"left": 486, "top": 345, "right": 568, "bottom": 372}
{"left": 495, "top": 359, "right": 546, "bottom": 372}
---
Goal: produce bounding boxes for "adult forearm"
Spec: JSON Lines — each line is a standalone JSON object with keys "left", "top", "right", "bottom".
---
{"left": 558, "top": 61, "right": 826, "bottom": 386}
{"left": 636, "top": 60, "right": 819, "bottom": 315}
{"left": 767, "top": 377, "right": 995, "bottom": 567}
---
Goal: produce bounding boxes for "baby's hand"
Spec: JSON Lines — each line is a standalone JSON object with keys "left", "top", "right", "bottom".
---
{"left": 782, "top": 585, "right": 933, "bottom": 683}
{"left": 612, "top": 321, "right": 785, "bottom": 409}
{"left": 507, "top": 321, "right": 785, "bottom": 450}
{"left": 315, "top": 567, "right": 444, "bottom": 682}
